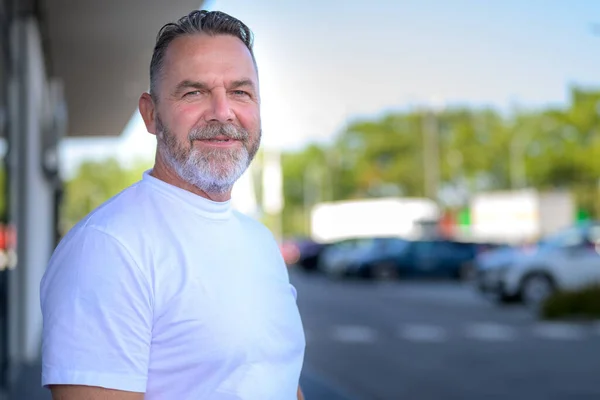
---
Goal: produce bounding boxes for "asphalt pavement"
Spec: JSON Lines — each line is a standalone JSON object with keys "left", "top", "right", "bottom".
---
{"left": 292, "top": 269, "right": 600, "bottom": 400}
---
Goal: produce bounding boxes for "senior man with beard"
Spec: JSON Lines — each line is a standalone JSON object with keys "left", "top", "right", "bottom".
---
{"left": 40, "top": 10, "right": 306, "bottom": 400}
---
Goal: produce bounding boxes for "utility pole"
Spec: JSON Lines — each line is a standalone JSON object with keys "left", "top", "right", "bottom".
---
{"left": 510, "top": 116, "right": 543, "bottom": 190}
{"left": 327, "top": 147, "right": 335, "bottom": 202}
{"left": 303, "top": 165, "right": 316, "bottom": 237}
{"left": 587, "top": 25, "right": 600, "bottom": 218}
{"left": 422, "top": 107, "right": 440, "bottom": 201}
{"left": 509, "top": 102, "right": 527, "bottom": 190}
{"left": 510, "top": 130, "right": 527, "bottom": 190}
{"left": 262, "top": 150, "right": 284, "bottom": 242}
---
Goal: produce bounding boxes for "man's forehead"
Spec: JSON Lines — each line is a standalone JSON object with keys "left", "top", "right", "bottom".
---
{"left": 164, "top": 34, "right": 255, "bottom": 70}
{"left": 157, "top": 33, "right": 259, "bottom": 96}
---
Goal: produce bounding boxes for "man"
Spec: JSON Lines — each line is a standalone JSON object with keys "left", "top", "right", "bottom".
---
{"left": 40, "top": 10, "right": 306, "bottom": 400}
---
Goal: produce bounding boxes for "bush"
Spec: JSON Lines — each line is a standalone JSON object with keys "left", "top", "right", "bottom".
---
{"left": 540, "top": 285, "right": 600, "bottom": 320}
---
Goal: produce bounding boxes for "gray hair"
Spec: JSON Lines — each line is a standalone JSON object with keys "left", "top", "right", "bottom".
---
{"left": 149, "top": 10, "right": 256, "bottom": 100}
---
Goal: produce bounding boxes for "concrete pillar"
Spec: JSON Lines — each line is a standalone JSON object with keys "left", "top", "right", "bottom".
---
{"left": 7, "top": 16, "right": 61, "bottom": 381}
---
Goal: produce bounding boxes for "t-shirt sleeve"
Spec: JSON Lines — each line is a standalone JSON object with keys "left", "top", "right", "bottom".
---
{"left": 40, "top": 226, "right": 153, "bottom": 393}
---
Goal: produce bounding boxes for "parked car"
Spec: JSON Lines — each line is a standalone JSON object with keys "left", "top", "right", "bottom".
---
{"left": 280, "top": 238, "right": 326, "bottom": 271}
{"left": 401, "top": 240, "right": 491, "bottom": 280}
{"left": 488, "top": 221, "right": 600, "bottom": 306}
{"left": 475, "top": 244, "right": 526, "bottom": 297}
{"left": 319, "top": 238, "right": 381, "bottom": 278}
{"left": 352, "top": 239, "right": 493, "bottom": 280}
{"left": 345, "top": 237, "right": 410, "bottom": 279}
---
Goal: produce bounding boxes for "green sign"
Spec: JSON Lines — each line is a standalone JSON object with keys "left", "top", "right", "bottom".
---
{"left": 458, "top": 208, "right": 471, "bottom": 226}
{"left": 576, "top": 209, "right": 590, "bottom": 223}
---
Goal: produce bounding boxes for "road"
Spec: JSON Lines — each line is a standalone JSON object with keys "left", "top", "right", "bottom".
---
{"left": 292, "top": 270, "right": 600, "bottom": 400}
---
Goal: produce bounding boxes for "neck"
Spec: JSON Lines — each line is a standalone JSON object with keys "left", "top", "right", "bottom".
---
{"left": 151, "top": 154, "right": 232, "bottom": 203}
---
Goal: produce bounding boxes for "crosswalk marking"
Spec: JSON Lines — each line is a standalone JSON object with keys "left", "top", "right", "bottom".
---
{"left": 399, "top": 324, "right": 447, "bottom": 342}
{"left": 331, "top": 325, "right": 378, "bottom": 343}
{"left": 309, "top": 322, "right": 600, "bottom": 344}
{"left": 464, "top": 323, "right": 517, "bottom": 341}
{"left": 532, "top": 323, "right": 586, "bottom": 340}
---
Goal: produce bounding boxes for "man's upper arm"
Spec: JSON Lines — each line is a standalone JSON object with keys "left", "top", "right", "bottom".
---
{"left": 50, "top": 385, "right": 144, "bottom": 400}
{"left": 41, "top": 226, "right": 153, "bottom": 393}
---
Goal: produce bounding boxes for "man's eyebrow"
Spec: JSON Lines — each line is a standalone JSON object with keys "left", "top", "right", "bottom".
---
{"left": 173, "top": 80, "right": 209, "bottom": 95}
{"left": 230, "top": 79, "right": 256, "bottom": 91}
{"left": 172, "top": 79, "right": 257, "bottom": 95}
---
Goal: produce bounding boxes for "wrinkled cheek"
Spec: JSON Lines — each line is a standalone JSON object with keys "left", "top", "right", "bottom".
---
{"left": 247, "top": 137, "right": 261, "bottom": 159}
{"left": 162, "top": 134, "right": 190, "bottom": 161}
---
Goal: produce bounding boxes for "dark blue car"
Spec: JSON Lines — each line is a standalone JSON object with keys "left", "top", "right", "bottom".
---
{"left": 350, "top": 239, "right": 492, "bottom": 280}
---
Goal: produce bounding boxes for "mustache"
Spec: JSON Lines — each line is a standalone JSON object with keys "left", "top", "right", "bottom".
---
{"left": 188, "top": 123, "right": 249, "bottom": 141}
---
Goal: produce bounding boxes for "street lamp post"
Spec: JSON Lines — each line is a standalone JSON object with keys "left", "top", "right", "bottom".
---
{"left": 510, "top": 130, "right": 528, "bottom": 190}
{"left": 422, "top": 104, "right": 441, "bottom": 202}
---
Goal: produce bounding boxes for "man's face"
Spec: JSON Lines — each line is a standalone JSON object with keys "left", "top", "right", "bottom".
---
{"left": 153, "top": 34, "right": 261, "bottom": 194}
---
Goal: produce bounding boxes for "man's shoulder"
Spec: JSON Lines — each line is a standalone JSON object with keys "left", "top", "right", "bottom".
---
{"left": 231, "top": 210, "right": 285, "bottom": 258}
{"left": 46, "top": 181, "right": 163, "bottom": 288}
{"left": 67, "top": 181, "right": 152, "bottom": 242}
{"left": 232, "top": 210, "right": 274, "bottom": 238}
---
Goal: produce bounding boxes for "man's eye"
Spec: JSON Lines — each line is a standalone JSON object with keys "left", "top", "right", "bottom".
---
{"left": 184, "top": 90, "right": 201, "bottom": 97}
{"left": 232, "top": 90, "right": 250, "bottom": 97}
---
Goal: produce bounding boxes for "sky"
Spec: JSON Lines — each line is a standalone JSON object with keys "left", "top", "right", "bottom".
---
{"left": 59, "top": 0, "right": 600, "bottom": 177}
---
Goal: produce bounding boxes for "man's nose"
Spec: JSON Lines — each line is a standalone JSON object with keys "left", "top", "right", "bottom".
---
{"left": 206, "top": 90, "right": 234, "bottom": 123}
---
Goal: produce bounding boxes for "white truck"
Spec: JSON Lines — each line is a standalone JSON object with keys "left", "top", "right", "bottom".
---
{"left": 310, "top": 197, "right": 440, "bottom": 243}
{"left": 469, "top": 189, "right": 575, "bottom": 245}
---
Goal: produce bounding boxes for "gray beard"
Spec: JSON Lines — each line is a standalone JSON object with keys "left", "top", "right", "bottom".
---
{"left": 163, "top": 145, "right": 250, "bottom": 194}
{"left": 156, "top": 117, "right": 260, "bottom": 194}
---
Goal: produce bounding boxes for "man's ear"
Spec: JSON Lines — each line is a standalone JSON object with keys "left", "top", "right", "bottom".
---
{"left": 139, "top": 92, "right": 157, "bottom": 135}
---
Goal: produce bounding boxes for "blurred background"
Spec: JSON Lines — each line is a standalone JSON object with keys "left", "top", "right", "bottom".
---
{"left": 1, "top": 0, "right": 600, "bottom": 399}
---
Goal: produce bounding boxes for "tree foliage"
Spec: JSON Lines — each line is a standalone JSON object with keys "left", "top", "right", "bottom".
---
{"left": 282, "top": 87, "right": 600, "bottom": 236}
{"left": 60, "top": 158, "right": 152, "bottom": 233}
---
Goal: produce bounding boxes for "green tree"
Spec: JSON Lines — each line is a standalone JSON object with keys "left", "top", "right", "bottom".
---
{"left": 60, "top": 157, "right": 152, "bottom": 233}
{"left": 281, "top": 145, "right": 328, "bottom": 236}
{"left": 525, "top": 88, "right": 600, "bottom": 215}
{"left": 335, "top": 113, "right": 424, "bottom": 198}
{"left": 279, "top": 87, "right": 600, "bottom": 237}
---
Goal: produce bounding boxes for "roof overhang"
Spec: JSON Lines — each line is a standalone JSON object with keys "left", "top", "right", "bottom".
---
{"left": 42, "top": 0, "right": 206, "bottom": 137}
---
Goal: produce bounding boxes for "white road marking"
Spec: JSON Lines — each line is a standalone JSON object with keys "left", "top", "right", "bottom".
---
{"left": 399, "top": 324, "right": 447, "bottom": 342}
{"left": 532, "top": 322, "right": 586, "bottom": 340}
{"left": 322, "top": 320, "right": 598, "bottom": 345}
{"left": 381, "top": 286, "right": 482, "bottom": 306}
{"left": 331, "top": 325, "right": 378, "bottom": 343}
{"left": 464, "top": 322, "right": 517, "bottom": 341}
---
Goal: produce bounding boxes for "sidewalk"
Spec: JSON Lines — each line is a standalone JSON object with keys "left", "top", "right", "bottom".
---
{"left": 9, "top": 362, "right": 48, "bottom": 400}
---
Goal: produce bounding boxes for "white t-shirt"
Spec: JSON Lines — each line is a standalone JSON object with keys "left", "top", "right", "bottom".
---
{"left": 40, "top": 171, "right": 306, "bottom": 400}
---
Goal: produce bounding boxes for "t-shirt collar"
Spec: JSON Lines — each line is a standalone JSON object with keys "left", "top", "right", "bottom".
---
{"left": 141, "top": 169, "right": 232, "bottom": 220}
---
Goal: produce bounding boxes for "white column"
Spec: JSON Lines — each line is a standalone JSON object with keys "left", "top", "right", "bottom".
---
{"left": 8, "top": 16, "right": 59, "bottom": 368}
{"left": 262, "top": 150, "right": 284, "bottom": 241}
